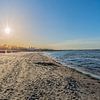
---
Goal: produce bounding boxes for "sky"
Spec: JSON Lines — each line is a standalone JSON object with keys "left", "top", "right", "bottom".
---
{"left": 0, "top": 0, "right": 100, "bottom": 49}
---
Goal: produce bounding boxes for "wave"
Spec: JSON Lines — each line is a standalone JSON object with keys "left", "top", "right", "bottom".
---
{"left": 43, "top": 50, "right": 100, "bottom": 80}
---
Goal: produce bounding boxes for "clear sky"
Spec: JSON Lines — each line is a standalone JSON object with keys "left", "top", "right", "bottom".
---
{"left": 0, "top": 0, "right": 100, "bottom": 49}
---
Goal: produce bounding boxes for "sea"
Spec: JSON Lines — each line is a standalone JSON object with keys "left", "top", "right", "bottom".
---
{"left": 44, "top": 50, "right": 100, "bottom": 79}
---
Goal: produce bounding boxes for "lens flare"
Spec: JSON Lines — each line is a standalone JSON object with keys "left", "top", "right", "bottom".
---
{"left": 5, "top": 27, "right": 11, "bottom": 34}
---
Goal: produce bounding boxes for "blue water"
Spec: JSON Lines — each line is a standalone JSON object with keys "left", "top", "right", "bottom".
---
{"left": 45, "top": 50, "right": 100, "bottom": 79}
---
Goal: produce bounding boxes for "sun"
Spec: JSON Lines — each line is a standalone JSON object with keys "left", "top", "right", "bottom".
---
{"left": 5, "top": 27, "right": 11, "bottom": 34}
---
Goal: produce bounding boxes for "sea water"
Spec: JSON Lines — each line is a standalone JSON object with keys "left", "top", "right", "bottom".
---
{"left": 45, "top": 50, "right": 100, "bottom": 79}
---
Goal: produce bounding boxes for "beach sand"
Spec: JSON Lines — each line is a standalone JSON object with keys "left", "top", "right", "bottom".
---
{"left": 0, "top": 52, "right": 100, "bottom": 100}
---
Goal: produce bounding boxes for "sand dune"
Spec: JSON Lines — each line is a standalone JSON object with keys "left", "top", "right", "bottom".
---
{"left": 0, "top": 52, "right": 100, "bottom": 100}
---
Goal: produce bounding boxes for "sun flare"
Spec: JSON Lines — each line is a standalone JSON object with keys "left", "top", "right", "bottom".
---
{"left": 5, "top": 27, "right": 11, "bottom": 34}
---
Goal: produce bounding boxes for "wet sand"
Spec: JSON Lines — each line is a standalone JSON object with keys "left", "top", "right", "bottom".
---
{"left": 0, "top": 52, "right": 100, "bottom": 100}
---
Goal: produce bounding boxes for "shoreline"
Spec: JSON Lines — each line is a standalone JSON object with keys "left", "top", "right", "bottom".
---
{"left": 42, "top": 52, "right": 100, "bottom": 80}
{"left": 0, "top": 52, "right": 100, "bottom": 100}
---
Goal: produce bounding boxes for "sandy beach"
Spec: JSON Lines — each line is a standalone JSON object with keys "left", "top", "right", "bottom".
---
{"left": 0, "top": 52, "right": 100, "bottom": 100}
